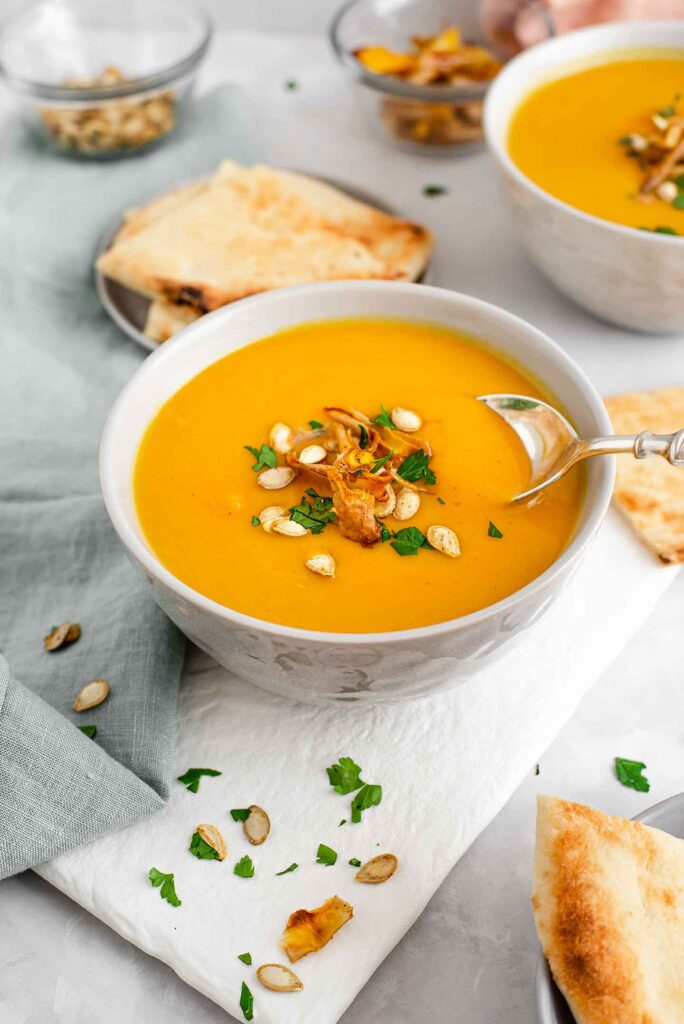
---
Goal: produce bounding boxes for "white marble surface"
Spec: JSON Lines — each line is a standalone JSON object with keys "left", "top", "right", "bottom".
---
{"left": 1, "top": 24, "right": 683, "bottom": 1024}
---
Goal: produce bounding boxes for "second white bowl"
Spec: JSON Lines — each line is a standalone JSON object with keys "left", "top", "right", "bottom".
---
{"left": 484, "top": 21, "right": 684, "bottom": 334}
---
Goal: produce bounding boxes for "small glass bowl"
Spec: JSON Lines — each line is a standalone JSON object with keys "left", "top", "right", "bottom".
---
{"left": 0, "top": 0, "right": 212, "bottom": 159}
{"left": 330, "top": 0, "right": 503, "bottom": 156}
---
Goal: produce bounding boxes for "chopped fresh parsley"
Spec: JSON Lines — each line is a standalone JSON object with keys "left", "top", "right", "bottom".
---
{"left": 148, "top": 867, "right": 181, "bottom": 907}
{"left": 371, "top": 450, "right": 394, "bottom": 474}
{"left": 339, "top": 818, "right": 347, "bottom": 826}
{"left": 640, "top": 225, "right": 679, "bottom": 235}
{"left": 614, "top": 757, "right": 650, "bottom": 792}
{"left": 275, "top": 862, "right": 298, "bottom": 875}
{"left": 351, "top": 784, "right": 382, "bottom": 823}
{"left": 240, "top": 981, "right": 254, "bottom": 1022}
{"left": 79, "top": 724, "right": 97, "bottom": 739}
{"left": 349, "top": 858, "right": 361, "bottom": 867}
{"left": 177, "top": 768, "right": 222, "bottom": 793}
{"left": 390, "top": 526, "right": 428, "bottom": 556}
{"left": 309, "top": 419, "right": 324, "bottom": 429}
{"left": 423, "top": 184, "right": 448, "bottom": 197}
{"left": 316, "top": 843, "right": 338, "bottom": 866}
{"left": 251, "top": 515, "right": 261, "bottom": 527}
{"left": 377, "top": 521, "right": 391, "bottom": 543}
{"left": 244, "top": 444, "right": 277, "bottom": 472}
{"left": 534, "top": 763, "right": 540, "bottom": 776}
{"left": 327, "top": 756, "right": 365, "bottom": 794}
{"left": 230, "top": 808, "right": 251, "bottom": 821}
{"left": 498, "top": 397, "right": 539, "bottom": 411}
{"left": 658, "top": 101, "right": 677, "bottom": 117}
{"left": 284, "top": 79, "right": 299, "bottom": 91}
{"left": 234, "top": 855, "right": 255, "bottom": 878}
{"left": 618, "top": 134, "right": 633, "bottom": 146}
{"left": 189, "top": 831, "right": 220, "bottom": 860}
{"left": 290, "top": 490, "right": 336, "bottom": 534}
{"left": 358, "top": 423, "right": 369, "bottom": 449}
{"left": 437, "top": 497, "right": 445, "bottom": 505}
{"left": 371, "top": 405, "right": 395, "bottom": 429}
{"left": 327, "top": 757, "right": 382, "bottom": 825}
{"left": 673, "top": 193, "right": 684, "bottom": 210}
{"left": 488, "top": 521, "right": 504, "bottom": 539}
{"left": 675, "top": 174, "right": 684, "bottom": 189}
{"left": 397, "top": 449, "right": 436, "bottom": 486}
{"left": 237, "top": 952, "right": 252, "bottom": 965}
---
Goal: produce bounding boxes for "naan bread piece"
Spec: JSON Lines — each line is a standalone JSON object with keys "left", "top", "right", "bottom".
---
{"left": 143, "top": 298, "right": 202, "bottom": 343}
{"left": 533, "top": 795, "right": 684, "bottom": 1024}
{"left": 605, "top": 387, "right": 684, "bottom": 564}
{"left": 115, "top": 180, "right": 208, "bottom": 243}
{"left": 96, "top": 162, "right": 433, "bottom": 309}
{"left": 213, "top": 161, "right": 433, "bottom": 282}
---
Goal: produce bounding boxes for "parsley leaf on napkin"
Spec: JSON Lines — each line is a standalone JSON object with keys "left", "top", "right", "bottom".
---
{"left": 275, "top": 863, "right": 298, "bottom": 875}
{"left": 237, "top": 952, "right": 252, "bottom": 965}
{"left": 316, "top": 843, "right": 338, "bottom": 866}
{"left": 234, "top": 855, "right": 255, "bottom": 878}
{"left": 351, "top": 784, "right": 383, "bottom": 823}
{"left": 327, "top": 757, "right": 383, "bottom": 824}
{"left": 79, "top": 725, "right": 97, "bottom": 739}
{"left": 177, "top": 768, "right": 222, "bottom": 793}
{"left": 240, "top": 981, "right": 254, "bottom": 1021}
{"left": 327, "top": 756, "right": 365, "bottom": 794}
{"left": 230, "top": 808, "right": 251, "bottom": 821}
{"left": 148, "top": 867, "right": 181, "bottom": 907}
{"left": 615, "top": 757, "right": 650, "bottom": 792}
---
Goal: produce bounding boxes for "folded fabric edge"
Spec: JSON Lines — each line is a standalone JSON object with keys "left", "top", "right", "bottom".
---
{"left": 0, "top": 656, "right": 165, "bottom": 880}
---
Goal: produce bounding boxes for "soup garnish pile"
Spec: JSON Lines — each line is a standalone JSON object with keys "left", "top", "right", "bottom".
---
{"left": 134, "top": 318, "right": 583, "bottom": 632}
{"left": 248, "top": 403, "right": 459, "bottom": 569}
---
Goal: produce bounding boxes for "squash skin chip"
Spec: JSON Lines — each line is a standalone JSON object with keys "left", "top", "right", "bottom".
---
{"left": 328, "top": 468, "right": 382, "bottom": 546}
{"left": 280, "top": 895, "right": 354, "bottom": 963}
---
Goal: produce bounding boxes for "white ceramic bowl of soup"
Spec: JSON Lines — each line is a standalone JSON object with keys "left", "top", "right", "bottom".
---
{"left": 484, "top": 21, "right": 684, "bottom": 334}
{"left": 100, "top": 281, "right": 613, "bottom": 705}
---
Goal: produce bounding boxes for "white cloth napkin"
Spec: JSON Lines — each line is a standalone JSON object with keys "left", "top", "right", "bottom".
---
{"left": 34, "top": 511, "right": 678, "bottom": 1024}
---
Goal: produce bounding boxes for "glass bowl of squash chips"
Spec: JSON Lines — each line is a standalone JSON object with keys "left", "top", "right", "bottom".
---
{"left": 330, "top": 0, "right": 504, "bottom": 154}
{"left": 0, "top": 0, "right": 212, "bottom": 159}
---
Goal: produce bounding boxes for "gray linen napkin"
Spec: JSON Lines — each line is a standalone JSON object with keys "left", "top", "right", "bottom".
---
{"left": 0, "top": 86, "right": 258, "bottom": 879}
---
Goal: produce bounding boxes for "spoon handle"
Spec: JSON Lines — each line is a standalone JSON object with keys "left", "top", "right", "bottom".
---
{"left": 583, "top": 429, "right": 684, "bottom": 466}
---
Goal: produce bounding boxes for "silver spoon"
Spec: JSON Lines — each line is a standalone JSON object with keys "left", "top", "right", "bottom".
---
{"left": 478, "top": 393, "right": 684, "bottom": 502}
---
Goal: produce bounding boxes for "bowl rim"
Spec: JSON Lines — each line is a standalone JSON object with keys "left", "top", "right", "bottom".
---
{"left": 329, "top": 0, "right": 492, "bottom": 103}
{"left": 0, "top": 0, "right": 213, "bottom": 100}
{"left": 483, "top": 19, "right": 684, "bottom": 247}
{"left": 100, "top": 280, "right": 614, "bottom": 646}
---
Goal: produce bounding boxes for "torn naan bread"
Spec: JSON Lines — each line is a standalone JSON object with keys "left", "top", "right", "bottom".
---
{"left": 533, "top": 795, "right": 684, "bottom": 1024}
{"left": 606, "top": 387, "right": 684, "bottom": 564}
{"left": 116, "top": 180, "right": 208, "bottom": 243}
{"left": 143, "top": 298, "right": 202, "bottom": 343}
{"left": 96, "top": 161, "right": 433, "bottom": 311}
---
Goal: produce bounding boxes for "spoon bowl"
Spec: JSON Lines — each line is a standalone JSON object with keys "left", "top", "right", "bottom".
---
{"left": 479, "top": 393, "right": 684, "bottom": 502}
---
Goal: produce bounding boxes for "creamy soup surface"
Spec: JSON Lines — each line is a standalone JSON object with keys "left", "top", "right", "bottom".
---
{"left": 508, "top": 54, "right": 684, "bottom": 233}
{"left": 134, "top": 319, "right": 583, "bottom": 632}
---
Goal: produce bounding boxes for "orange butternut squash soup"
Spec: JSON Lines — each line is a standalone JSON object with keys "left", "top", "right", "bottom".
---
{"left": 508, "top": 54, "right": 684, "bottom": 234}
{"left": 134, "top": 319, "right": 583, "bottom": 633}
